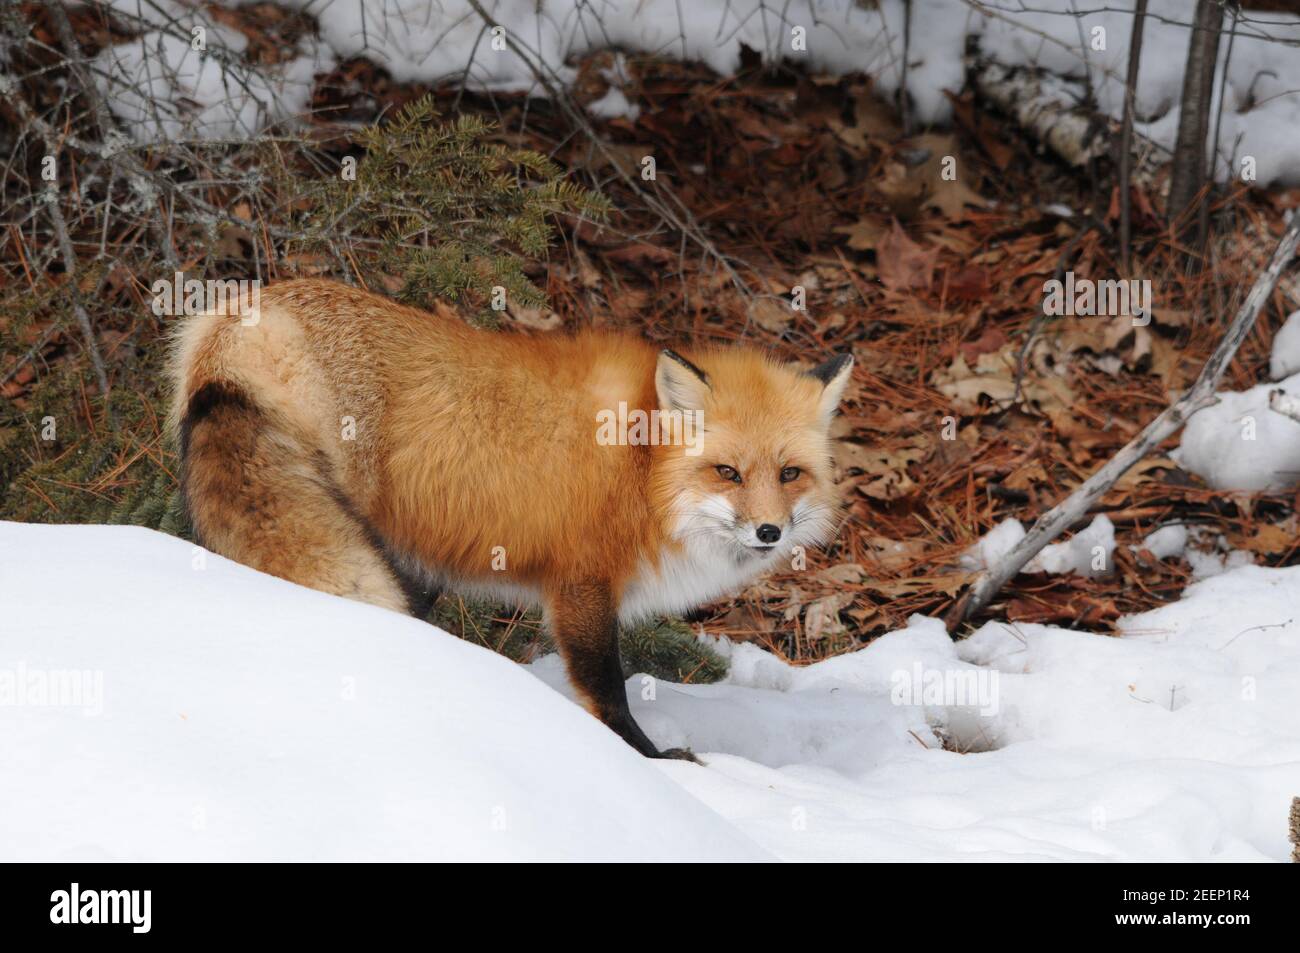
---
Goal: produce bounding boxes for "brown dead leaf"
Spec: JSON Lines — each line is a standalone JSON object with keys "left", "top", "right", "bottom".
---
{"left": 931, "top": 345, "right": 1074, "bottom": 416}
{"left": 877, "top": 161, "right": 929, "bottom": 219}
{"left": 1008, "top": 586, "right": 1119, "bottom": 627}
{"left": 838, "top": 441, "right": 924, "bottom": 500}
{"left": 719, "top": 603, "right": 777, "bottom": 641}
{"left": 507, "top": 303, "right": 563, "bottom": 330}
{"left": 877, "top": 134, "right": 988, "bottom": 221}
{"left": 805, "top": 593, "right": 851, "bottom": 641}
{"left": 1002, "top": 461, "right": 1049, "bottom": 491}
{"left": 573, "top": 248, "right": 602, "bottom": 288}
{"left": 945, "top": 266, "right": 992, "bottom": 301}
{"left": 213, "top": 224, "right": 254, "bottom": 260}
{"left": 817, "top": 563, "right": 867, "bottom": 586}
{"left": 877, "top": 222, "right": 936, "bottom": 292}
{"left": 283, "top": 252, "right": 331, "bottom": 275}
{"left": 860, "top": 574, "right": 972, "bottom": 599}
{"left": 375, "top": 273, "right": 405, "bottom": 295}
{"left": 947, "top": 90, "right": 1016, "bottom": 169}
{"left": 1239, "top": 521, "right": 1297, "bottom": 557}
{"left": 1112, "top": 457, "right": 1179, "bottom": 494}
{"left": 863, "top": 535, "right": 928, "bottom": 572}
{"left": 960, "top": 326, "right": 1007, "bottom": 363}
{"left": 911, "top": 134, "right": 989, "bottom": 219}
{"left": 827, "top": 85, "right": 900, "bottom": 152}
{"left": 833, "top": 217, "right": 890, "bottom": 252}
{"left": 605, "top": 242, "right": 674, "bottom": 265}
{"left": 747, "top": 296, "right": 794, "bottom": 332}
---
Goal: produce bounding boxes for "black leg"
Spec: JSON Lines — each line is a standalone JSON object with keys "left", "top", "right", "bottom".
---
{"left": 548, "top": 583, "right": 697, "bottom": 761}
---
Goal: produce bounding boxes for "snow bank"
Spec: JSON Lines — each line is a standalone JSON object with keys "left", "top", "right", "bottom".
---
{"left": 277, "top": 0, "right": 891, "bottom": 89}
{"left": 964, "top": 0, "right": 1300, "bottom": 185}
{"left": 656, "top": 586, "right": 1300, "bottom": 861}
{"left": 94, "top": 31, "right": 325, "bottom": 142}
{"left": 94, "top": 0, "right": 329, "bottom": 141}
{"left": 92, "top": 1, "right": 1300, "bottom": 187}
{"left": 1173, "top": 371, "right": 1300, "bottom": 491}
{"left": 0, "top": 521, "right": 766, "bottom": 861}
{"left": 95, "top": 0, "right": 892, "bottom": 140}
{"left": 5, "top": 519, "right": 1300, "bottom": 861}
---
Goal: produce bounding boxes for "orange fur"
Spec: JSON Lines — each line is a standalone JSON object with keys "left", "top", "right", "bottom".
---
{"left": 169, "top": 278, "right": 852, "bottom": 757}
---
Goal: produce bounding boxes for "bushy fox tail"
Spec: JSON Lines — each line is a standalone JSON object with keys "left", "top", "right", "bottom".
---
{"left": 178, "top": 379, "right": 426, "bottom": 615}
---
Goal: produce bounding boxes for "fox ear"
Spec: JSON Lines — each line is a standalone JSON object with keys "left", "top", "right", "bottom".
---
{"left": 656, "top": 349, "right": 710, "bottom": 413}
{"left": 808, "top": 353, "right": 853, "bottom": 423}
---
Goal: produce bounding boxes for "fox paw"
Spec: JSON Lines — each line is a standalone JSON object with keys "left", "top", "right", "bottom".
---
{"left": 652, "top": 746, "right": 700, "bottom": 763}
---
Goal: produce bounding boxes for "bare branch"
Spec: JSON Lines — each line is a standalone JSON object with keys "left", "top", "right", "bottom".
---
{"left": 946, "top": 210, "right": 1300, "bottom": 631}
{"left": 462, "top": 0, "right": 755, "bottom": 303}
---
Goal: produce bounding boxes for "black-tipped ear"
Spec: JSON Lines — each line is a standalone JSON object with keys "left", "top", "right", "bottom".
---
{"left": 808, "top": 353, "right": 853, "bottom": 386}
{"left": 656, "top": 349, "right": 710, "bottom": 413}
{"left": 662, "top": 349, "right": 709, "bottom": 386}
{"left": 809, "top": 353, "right": 854, "bottom": 424}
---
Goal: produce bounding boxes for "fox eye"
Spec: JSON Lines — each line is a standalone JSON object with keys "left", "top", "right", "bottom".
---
{"left": 780, "top": 466, "right": 801, "bottom": 483}
{"left": 716, "top": 465, "right": 742, "bottom": 483}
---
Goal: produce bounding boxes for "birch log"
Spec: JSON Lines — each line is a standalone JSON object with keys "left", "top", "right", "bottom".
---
{"left": 971, "top": 58, "right": 1300, "bottom": 310}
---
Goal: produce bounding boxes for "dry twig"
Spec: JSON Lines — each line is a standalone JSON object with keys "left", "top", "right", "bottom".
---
{"left": 946, "top": 210, "right": 1300, "bottom": 631}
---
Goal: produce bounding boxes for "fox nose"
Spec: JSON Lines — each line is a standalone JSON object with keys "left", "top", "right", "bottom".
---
{"left": 756, "top": 523, "right": 782, "bottom": 544}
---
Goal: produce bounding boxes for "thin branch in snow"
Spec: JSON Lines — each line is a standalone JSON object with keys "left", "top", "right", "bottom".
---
{"left": 946, "top": 210, "right": 1300, "bottom": 632}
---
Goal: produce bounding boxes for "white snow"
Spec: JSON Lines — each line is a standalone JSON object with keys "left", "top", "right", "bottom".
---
{"left": 1271, "top": 310, "right": 1300, "bottom": 380}
{"left": 957, "top": 0, "right": 1300, "bottom": 187}
{"left": 0, "top": 521, "right": 766, "bottom": 861}
{"left": 1188, "top": 546, "right": 1256, "bottom": 581}
{"left": 1135, "top": 523, "right": 1187, "bottom": 561}
{"left": 94, "top": 1, "right": 329, "bottom": 142}
{"left": 586, "top": 54, "right": 641, "bottom": 120}
{"left": 587, "top": 86, "right": 640, "bottom": 121}
{"left": 1128, "top": 524, "right": 1253, "bottom": 579}
{"left": 1173, "top": 371, "right": 1300, "bottom": 491}
{"left": 1026, "top": 513, "right": 1116, "bottom": 577}
{"left": 89, "top": 1, "right": 1300, "bottom": 187}
{"left": 5, "top": 519, "right": 1300, "bottom": 861}
{"left": 1181, "top": 527, "right": 1256, "bottom": 581}
{"left": 93, "top": 0, "right": 893, "bottom": 139}
{"left": 94, "top": 31, "right": 326, "bottom": 142}
{"left": 958, "top": 516, "right": 1025, "bottom": 571}
{"left": 960, "top": 514, "right": 1116, "bottom": 577}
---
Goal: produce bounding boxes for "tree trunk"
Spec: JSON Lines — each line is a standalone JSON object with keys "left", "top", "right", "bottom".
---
{"left": 1166, "top": 0, "right": 1223, "bottom": 227}
{"left": 1118, "top": 0, "right": 1149, "bottom": 273}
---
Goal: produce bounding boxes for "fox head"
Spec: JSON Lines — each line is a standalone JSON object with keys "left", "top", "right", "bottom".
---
{"left": 650, "top": 347, "right": 852, "bottom": 565}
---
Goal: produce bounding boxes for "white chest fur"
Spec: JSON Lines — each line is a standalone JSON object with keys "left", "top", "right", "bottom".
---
{"left": 617, "top": 535, "right": 779, "bottom": 625}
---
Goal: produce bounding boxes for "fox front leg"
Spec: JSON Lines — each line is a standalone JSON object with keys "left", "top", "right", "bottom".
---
{"left": 546, "top": 582, "right": 696, "bottom": 761}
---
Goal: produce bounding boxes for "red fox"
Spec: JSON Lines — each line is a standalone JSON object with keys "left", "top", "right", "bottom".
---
{"left": 168, "top": 279, "right": 852, "bottom": 759}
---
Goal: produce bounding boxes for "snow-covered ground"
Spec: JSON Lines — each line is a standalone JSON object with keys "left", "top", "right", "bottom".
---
{"left": 93, "top": 1, "right": 1300, "bottom": 186}
{"left": 1173, "top": 308, "right": 1300, "bottom": 493}
{"left": 3, "top": 520, "right": 1299, "bottom": 861}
